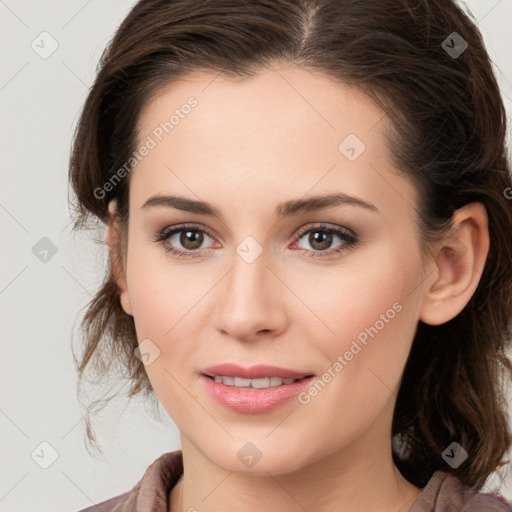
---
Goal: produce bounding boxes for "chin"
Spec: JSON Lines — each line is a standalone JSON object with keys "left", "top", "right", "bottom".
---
{"left": 206, "top": 442, "right": 311, "bottom": 476}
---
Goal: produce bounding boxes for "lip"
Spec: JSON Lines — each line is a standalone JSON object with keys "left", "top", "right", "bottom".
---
{"left": 201, "top": 374, "right": 316, "bottom": 414}
{"left": 200, "top": 363, "right": 315, "bottom": 380}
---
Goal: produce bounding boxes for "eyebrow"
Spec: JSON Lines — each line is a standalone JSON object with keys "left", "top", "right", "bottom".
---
{"left": 141, "top": 192, "right": 380, "bottom": 219}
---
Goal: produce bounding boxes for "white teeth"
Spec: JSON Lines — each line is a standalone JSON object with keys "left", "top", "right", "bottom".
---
{"left": 212, "top": 375, "right": 300, "bottom": 388}
{"left": 234, "top": 377, "right": 252, "bottom": 387}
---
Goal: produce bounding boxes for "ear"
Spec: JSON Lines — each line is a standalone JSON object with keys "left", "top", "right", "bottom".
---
{"left": 105, "top": 199, "right": 133, "bottom": 316}
{"left": 419, "top": 202, "right": 490, "bottom": 326}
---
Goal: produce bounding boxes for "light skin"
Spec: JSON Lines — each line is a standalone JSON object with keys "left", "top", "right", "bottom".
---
{"left": 105, "top": 62, "right": 489, "bottom": 512}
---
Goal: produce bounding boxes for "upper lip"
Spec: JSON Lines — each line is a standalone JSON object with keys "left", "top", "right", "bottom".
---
{"left": 201, "top": 363, "right": 315, "bottom": 380}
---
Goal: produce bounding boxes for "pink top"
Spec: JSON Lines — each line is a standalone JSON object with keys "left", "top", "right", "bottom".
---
{"left": 76, "top": 450, "right": 512, "bottom": 512}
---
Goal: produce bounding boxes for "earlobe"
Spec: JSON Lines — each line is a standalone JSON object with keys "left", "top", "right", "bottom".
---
{"left": 105, "top": 200, "right": 133, "bottom": 317}
{"left": 419, "top": 203, "right": 489, "bottom": 326}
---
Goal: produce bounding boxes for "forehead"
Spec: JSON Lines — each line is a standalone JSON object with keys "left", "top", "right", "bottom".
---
{"left": 131, "top": 63, "right": 417, "bottom": 222}
{"left": 137, "top": 63, "right": 385, "bottom": 147}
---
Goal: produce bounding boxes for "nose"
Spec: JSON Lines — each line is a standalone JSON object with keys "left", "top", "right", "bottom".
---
{"left": 212, "top": 248, "right": 287, "bottom": 342}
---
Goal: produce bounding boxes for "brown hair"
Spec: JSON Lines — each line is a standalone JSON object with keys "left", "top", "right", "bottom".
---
{"left": 68, "top": 0, "right": 512, "bottom": 490}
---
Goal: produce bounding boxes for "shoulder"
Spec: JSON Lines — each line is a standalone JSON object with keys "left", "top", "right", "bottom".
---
{"left": 76, "top": 492, "right": 130, "bottom": 512}
{"left": 409, "top": 470, "right": 512, "bottom": 512}
{"left": 73, "top": 450, "right": 183, "bottom": 512}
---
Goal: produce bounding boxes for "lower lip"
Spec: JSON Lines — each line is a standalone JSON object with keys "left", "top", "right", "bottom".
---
{"left": 200, "top": 374, "right": 315, "bottom": 414}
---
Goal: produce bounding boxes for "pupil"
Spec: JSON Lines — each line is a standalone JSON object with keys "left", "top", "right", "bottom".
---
{"left": 181, "top": 230, "right": 203, "bottom": 249}
{"left": 311, "top": 231, "right": 331, "bottom": 250}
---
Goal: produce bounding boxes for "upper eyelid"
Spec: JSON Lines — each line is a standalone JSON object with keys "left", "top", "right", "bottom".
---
{"left": 295, "top": 222, "right": 355, "bottom": 237}
{"left": 164, "top": 223, "right": 216, "bottom": 240}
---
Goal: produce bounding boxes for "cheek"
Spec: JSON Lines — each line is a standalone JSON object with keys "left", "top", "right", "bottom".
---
{"left": 126, "top": 240, "right": 200, "bottom": 335}
{"left": 124, "top": 252, "right": 203, "bottom": 415}
{"left": 291, "top": 270, "right": 419, "bottom": 441}
{"left": 296, "top": 243, "right": 418, "bottom": 347}
{"left": 125, "top": 244, "right": 214, "bottom": 387}
{"left": 294, "top": 241, "right": 421, "bottom": 402}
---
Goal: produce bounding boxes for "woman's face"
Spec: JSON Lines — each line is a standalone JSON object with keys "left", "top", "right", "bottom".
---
{"left": 114, "top": 63, "right": 434, "bottom": 475}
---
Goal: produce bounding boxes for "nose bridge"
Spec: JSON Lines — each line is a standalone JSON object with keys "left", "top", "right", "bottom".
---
{"left": 226, "top": 240, "right": 271, "bottom": 308}
{"left": 213, "top": 239, "right": 284, "bottom": 338}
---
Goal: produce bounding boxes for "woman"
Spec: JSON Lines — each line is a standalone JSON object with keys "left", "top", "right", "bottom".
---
{"left": 69, "top": 0, "right": 512, "bottom": 510}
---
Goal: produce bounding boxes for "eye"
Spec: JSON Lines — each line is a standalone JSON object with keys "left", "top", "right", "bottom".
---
{"left": 154, "top": 224, "right": 216, "bottom": 259}
{"left": 293, "top": 223, "right": 358, "bottom": 259}
{"left": 154, "top": 222, "right": 359, "bottom": 259}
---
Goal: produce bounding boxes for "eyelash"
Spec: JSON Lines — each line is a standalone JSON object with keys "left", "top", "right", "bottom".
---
{"left": 153, "top": 223, "right": 358, "bottom": 260}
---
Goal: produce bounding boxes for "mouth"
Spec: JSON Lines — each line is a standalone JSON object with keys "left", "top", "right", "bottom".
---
{"left": 200, "top": 373, "right": 317, "bottom": 414}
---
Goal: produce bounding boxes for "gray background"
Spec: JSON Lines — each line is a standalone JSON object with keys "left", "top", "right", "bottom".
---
{"left": 1, "top": 1, "right": 511, "bottom": 510}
